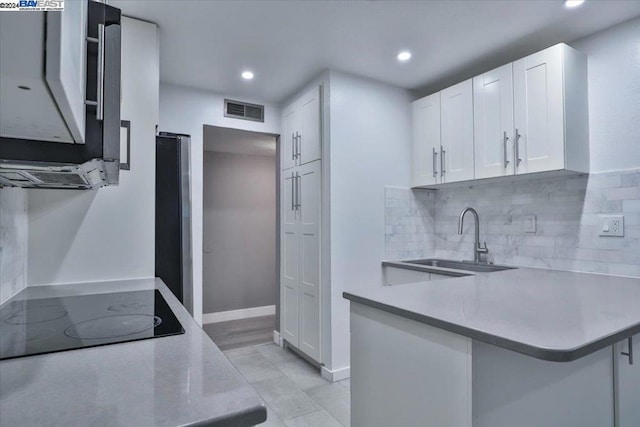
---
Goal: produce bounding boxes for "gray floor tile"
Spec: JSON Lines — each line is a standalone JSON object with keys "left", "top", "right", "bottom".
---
{"left": 261, "top": 403, "right": 287, "bottom": 427}
{"left": 338, "top": 378, "right": 351, "bottom": 390}
{"left": 284, "top": 409, "right": 343, "bottom": 427}
{"left": 204, "top": 315, "right": 275, "bottom": 351}
{"left": 227, "top": 351, "right": 284, "bottom": 384}
{"left": 277, "top": 358, "right": 328, "bottom": 390}
{"left": 305, "top": 382, "right": 351, "bottom": 426}
{"left": 257, "top": 343, "right": 299, "bottom": 364}
{"left": 253, "top": 376, "right": 321, "bottom": 420}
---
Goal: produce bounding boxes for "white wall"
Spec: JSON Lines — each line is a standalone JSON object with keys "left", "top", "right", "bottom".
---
{"left": 569, "top": 17, "right": 640, "bottom": 173}
{"left": 327, "top": 71, "right": 412, "bottom": 372}
{"left": 27, "top": 17, "right": 159, "bottom": 286}
{"left": 0, "top": 188, "right": 27, "bottom": 304}
{"left": 202, "top": 151, "right": 276, "bottom": 314}
{"left": 160, "top": 83, "right": 280, "bottom": 325}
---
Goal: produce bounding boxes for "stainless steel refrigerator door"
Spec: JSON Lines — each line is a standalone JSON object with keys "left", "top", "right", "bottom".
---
{"left": 179, "top": 135, "right": 193, "bottom": 316}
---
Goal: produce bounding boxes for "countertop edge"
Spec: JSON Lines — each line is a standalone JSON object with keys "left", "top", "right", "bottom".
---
{"left": 343, "top": 291, "right": 640, "bottom": 362}
{"left": 185, "top": 404, "right": 267, "bottom": 427}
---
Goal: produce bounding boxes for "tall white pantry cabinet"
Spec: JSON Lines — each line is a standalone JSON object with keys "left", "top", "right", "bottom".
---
{"left": 280, "top": 85, "right": 322, "bottom": 363}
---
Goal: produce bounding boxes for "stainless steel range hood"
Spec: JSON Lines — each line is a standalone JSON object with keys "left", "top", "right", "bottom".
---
{"left": 0, "top": 159, "right": 111, "bottom": 190}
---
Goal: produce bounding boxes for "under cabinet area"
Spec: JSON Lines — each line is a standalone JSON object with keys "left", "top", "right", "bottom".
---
{"left": 412, "top": 43, "right": 589, "bottom": 188}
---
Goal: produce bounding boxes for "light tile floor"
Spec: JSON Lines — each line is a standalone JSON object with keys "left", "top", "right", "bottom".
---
{"left": 223, "top": 343, "right": 351, "bottom": 426}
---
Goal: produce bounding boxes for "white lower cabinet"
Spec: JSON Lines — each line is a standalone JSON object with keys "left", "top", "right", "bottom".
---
{"left": 351, "top": 303, "right": 632, "bottom": 427}
{"left": 615, "top": 334, "right": 640, "bottom": 427}
{"left": 280, "top": 160, "right": 321, "bottom": 363}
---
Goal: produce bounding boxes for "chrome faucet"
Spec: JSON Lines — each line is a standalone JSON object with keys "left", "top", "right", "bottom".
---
{"left": 458, "top": 207, "right": 489, "bottom": 263}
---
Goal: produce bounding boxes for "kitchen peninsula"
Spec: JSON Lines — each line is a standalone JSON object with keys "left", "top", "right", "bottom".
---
{"left": 344, "top": 266, "right": 640, "bottom": 427}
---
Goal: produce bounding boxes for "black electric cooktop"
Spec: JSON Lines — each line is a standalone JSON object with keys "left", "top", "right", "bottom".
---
{"left": 0, "top": 290, "right": 184, "bottom": 361}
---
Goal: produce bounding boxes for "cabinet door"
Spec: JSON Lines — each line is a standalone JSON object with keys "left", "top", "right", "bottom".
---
{"left": 513, "top": 44, "right": 565, "bottom": 174}
{"left": 616, "top": 335, "right": 640, "bottom": 427}
{"left": 441, "top": 80, "right": 474, "bottom": 183}
{"left": 474, "top": 64, "right": 515, "bottom": 179}
{"left": 46, "top": 0, "right": 87, "bottom": 143}
{"left": 281, "top": 171, "right": 299, "bottom": 345}
{"left": 282, "top": 105, "right": 298, "bottom": 171}
{"left": 297, "top": 160, "right": 322, "bottom": 362}
{"left": 298, "top": 86, "right": 321, "bottom": 165}
{"left": 412, "top": 93, "right": 441, "bottom": 186}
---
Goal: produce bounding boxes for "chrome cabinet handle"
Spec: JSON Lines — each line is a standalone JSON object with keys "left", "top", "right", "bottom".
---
{"left": 432, "top": 148, "right": 438, "bottom": 178}
{"left": 295, "top": 172, "right": 301, "bottom": 210}
{"left": 85, "top": 23, "right": 105, "bottom": 121}
{"left": 291, "top": 133, "right": 296, "bottom": 160}
{"left": 622, "top": 336, "right": 634, "bottom": 365}
{"left": 514, "top": 128, "right": 522, "bottom": 167}
{"left": 440, "top": 146, "right": 446, "bottom": 178}
{"left": 296, "top": 132, "right": 301, "bottom": 159}
{"left": 290, "top": 172, "right": 295, "bottom": 211}
{"left": 503, "top": 131, "right": 510, "bottom": 169}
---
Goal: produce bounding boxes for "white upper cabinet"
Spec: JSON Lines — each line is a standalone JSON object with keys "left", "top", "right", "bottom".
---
{"left": 412, "top": 43, "right": 588, "bottom": 187}
{"left": 412, "top": 93, "right": 441, "bottom": 187}
{"left": 514, "top": 44, "right": 589, "bottom": 175}
{"left": 282, "top": 106, "right": 298, "bottom": 170}
{"left": 281, "top": 85, "right": 321, "bottom": 171}
{"left": 46, "top": 0, "right": 88, "bottom": 144}
{"left": 441, "top": 79, "right": 474, "bottom": 183}
{"left": 298, "top": 86, "right": 321, "bottom": 165}
{"left": 0, "top": 4, "right": 87, "bottom": 144}
{"left": 474, "top": 64, "right": 515, "bottom": 179}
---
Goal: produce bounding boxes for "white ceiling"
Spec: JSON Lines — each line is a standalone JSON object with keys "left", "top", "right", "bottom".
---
{"left": 203, "top": 125, "right": 276, "bottom": 157}
{"left": 111, "top": 0, "right": 640, "bottom": 104}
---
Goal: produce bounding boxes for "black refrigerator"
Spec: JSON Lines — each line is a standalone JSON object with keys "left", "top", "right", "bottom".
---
{"left": 155, "top": 132, "right": 193, "bottom": 316}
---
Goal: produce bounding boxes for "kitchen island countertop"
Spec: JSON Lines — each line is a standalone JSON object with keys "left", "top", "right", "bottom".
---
{"left": 344, "top": 266, "right": 640, "bottom": 361}
{"left": 0, "top": 278, "right": 266, "bottom": 427}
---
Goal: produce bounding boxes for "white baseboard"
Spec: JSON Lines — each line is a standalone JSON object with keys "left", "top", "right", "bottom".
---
{"left": 273, "top": 330, "right": 283, "bottom": 347}
{"left": 321, "top": 365, "right": 351, "bottom": 382}
{"left": 202, "top": 305, "right": 276, "bottom": 324}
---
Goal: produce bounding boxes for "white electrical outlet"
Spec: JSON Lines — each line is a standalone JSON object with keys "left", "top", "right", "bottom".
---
{"left": 524, "top": 215, "right": 536, "bottom": 233}
{"left": 599, "top": 215, "right": 624, "bottom": 237}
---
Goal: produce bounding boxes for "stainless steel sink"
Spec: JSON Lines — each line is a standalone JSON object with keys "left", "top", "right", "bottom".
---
{"left": 401, "top": 258, "right": 516, "bottom": 273}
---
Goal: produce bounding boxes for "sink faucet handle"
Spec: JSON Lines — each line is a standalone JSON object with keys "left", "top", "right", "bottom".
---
{"left": 479, "top": 241, "right": 489, "bottom": 253}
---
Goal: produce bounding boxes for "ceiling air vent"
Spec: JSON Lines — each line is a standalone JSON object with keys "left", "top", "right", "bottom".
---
{"left": 224, "top": 99, "right": 265, "bottom": 123}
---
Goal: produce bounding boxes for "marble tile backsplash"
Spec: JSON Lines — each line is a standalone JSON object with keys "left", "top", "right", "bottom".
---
{"left": 0, "top": 188, "right": 28, "bottom": 304}
{"left": 385, "top": 169, "right": 640, "bottom": 278}
{"left": 384, "top": 187, "right": 436, "bottom": 261}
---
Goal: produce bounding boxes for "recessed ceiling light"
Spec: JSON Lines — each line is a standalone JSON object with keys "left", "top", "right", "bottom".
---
{"left": 241, "top": 71, "right": 254, "bottom": 80}
{"left": 564, "top": 0, "right": 585, "bottom": 8}
{"left": 397, "top": 51, "right": 412, "bottom": 62}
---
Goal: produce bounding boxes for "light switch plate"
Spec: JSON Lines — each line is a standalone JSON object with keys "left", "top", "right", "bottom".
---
{"left": 524, "top": 215, "right": 536, "bottom": 233}
{"left": 599, "top": 215, "right": 624, "bottom": 237}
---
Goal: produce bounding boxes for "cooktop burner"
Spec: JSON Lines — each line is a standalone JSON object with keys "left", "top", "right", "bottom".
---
{"left": 0, "top": 290, "right": 184, "bottom": 361}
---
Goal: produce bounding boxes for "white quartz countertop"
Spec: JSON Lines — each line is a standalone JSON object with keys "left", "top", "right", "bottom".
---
{"left": 0, "top": 278, "right": 266, "bottom": 427}
{"left": 344, "top": 266, "right": 640, "bottom": 361}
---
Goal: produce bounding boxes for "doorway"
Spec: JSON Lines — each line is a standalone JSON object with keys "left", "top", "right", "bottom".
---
{"left": 200, "top": 125, "right": 279, "bottom": 351}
